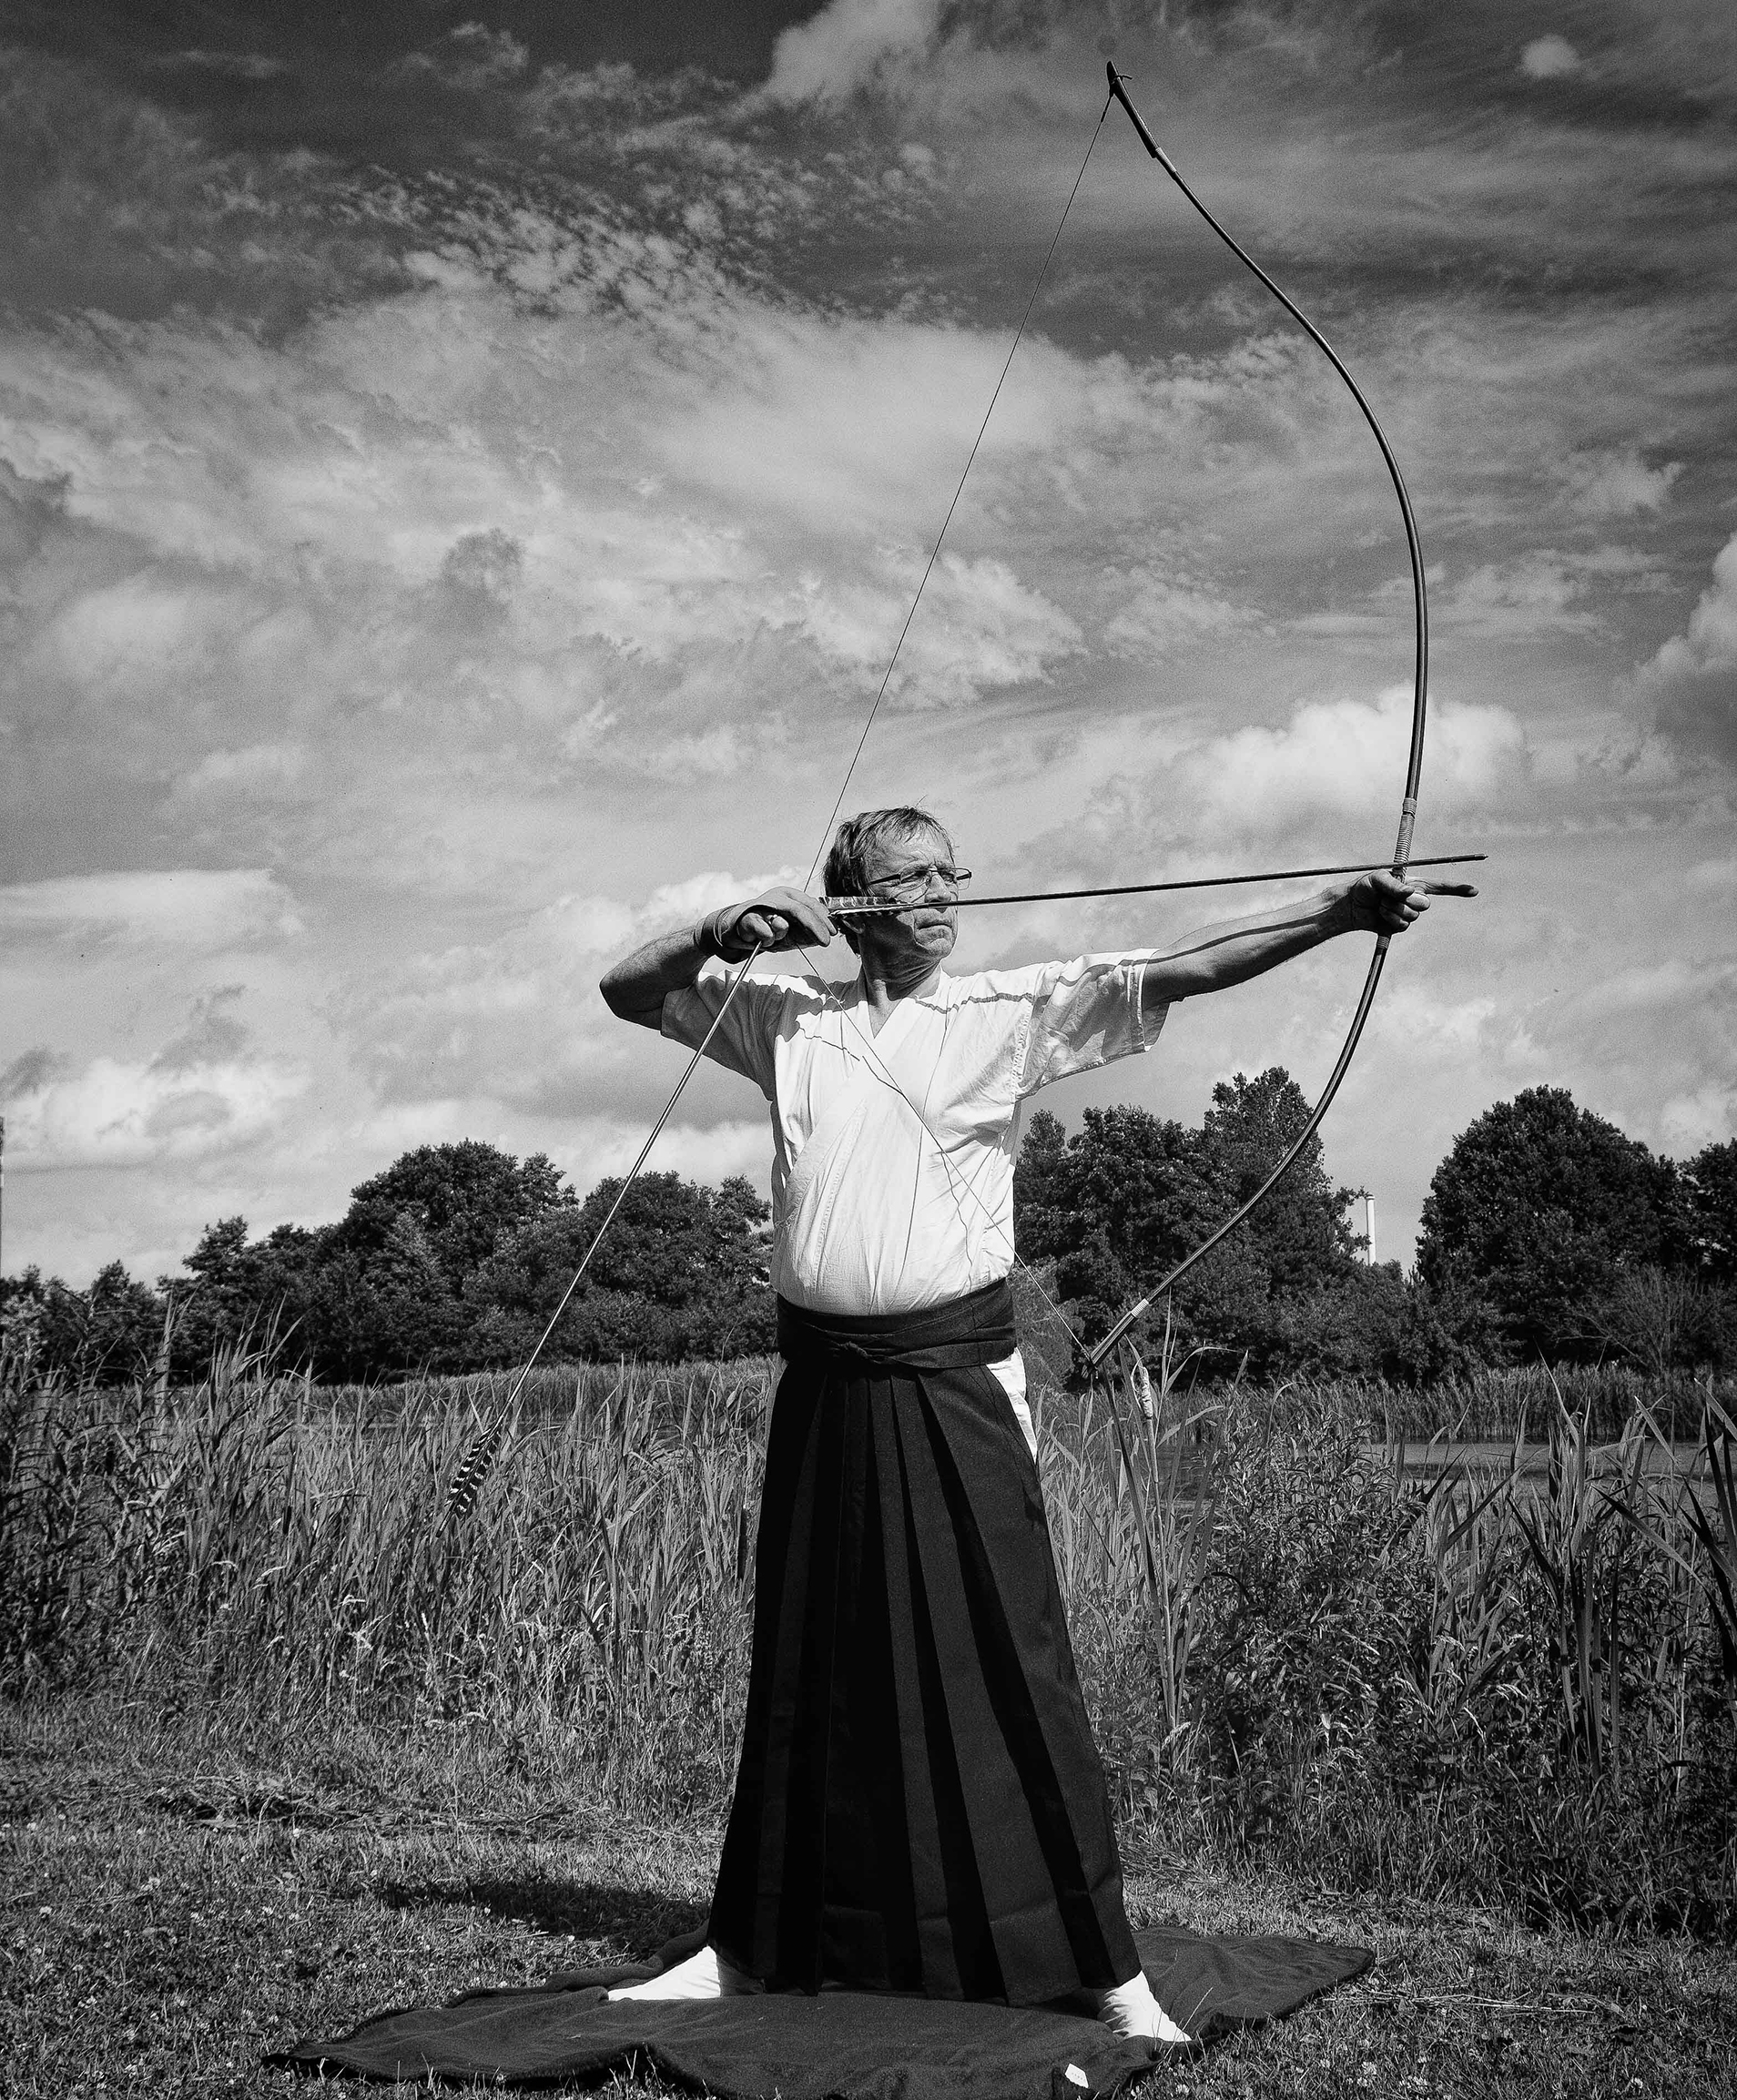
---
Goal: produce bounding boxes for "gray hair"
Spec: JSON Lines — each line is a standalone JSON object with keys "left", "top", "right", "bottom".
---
{"left": 824, "top": 807, "right": 953, "bottom": 951}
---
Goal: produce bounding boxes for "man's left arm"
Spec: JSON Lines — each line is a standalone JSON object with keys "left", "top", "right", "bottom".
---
{"left": 1140, "top": 871, "right": 1428, "bottom": 1019}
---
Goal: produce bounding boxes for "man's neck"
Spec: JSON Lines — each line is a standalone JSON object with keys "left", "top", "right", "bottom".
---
{"left": 858, "top": 957, "right": 943, "bottom": 1033}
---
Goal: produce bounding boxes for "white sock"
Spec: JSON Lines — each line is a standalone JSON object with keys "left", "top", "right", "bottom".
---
{"left": 607, "top": 1946, "right": 763, "bottom": 2001}
{"left": 1092, "top": 1972, "right": 1191, "bottom": 2046}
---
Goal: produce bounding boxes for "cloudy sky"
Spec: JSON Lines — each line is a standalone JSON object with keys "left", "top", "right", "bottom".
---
{"left": 2, "top": 0, "right": 1733, "bottom": 1286}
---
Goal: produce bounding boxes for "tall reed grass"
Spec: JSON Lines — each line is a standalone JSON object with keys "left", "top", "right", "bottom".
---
{"left": 0, "top": 1344, "right": 767, "bottom": 1809}
{"left": 3, "top": 1339, "right": 1732, "bottom": 1931}
{"left": 1249, "top": 1360, "right": 1732, "bottom": 1443}
{"left": 1051, "top": 1343, "right": 1736, "bottom": 1932}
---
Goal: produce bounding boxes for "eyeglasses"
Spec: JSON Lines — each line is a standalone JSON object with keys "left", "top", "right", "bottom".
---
{"left": 867, "top": 863, "right": 972, "bottom": 905}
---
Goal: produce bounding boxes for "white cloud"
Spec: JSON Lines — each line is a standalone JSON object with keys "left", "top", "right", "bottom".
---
{"left": 1635, "top": 531, "right": 1737, "bottom": 767}
{"left": 331, "top": 866, "right": 810, "bottom": 1113}
{"left": 1563, "top": 449, "right": 1681, "bottom": 520}
{"left": 1438, "top": 553, "right": 1599, "bottom": 636}
{"left": 0, "top": 869, "right": 302, "bottom": 950}
{"left": 1520, "top": 36, "right": 1582, "bottom": 81}
{"left": 792, "top": 551, "right": 1082, "bottom": 707}
{"left": 397, "top": 25, "right": 530, "bottom": 91}
{"left": 1370, "top": 984, "right": 1506, "bottom": 1056}
{"left": 1163, "top": 687, "right": 1530, "bottom": 845}
{"left": 151, "top": 50, "right": 289, "bottom": 82}
{"left": 3, "top": 1000, "right": 308, "bottom": 1171}
{"left": 175, "top": 745, "right": 310, "bottom": 802}
{"left": 1562, "top": 956, "right": 1725, "bottom": 1025}
{"left": 41, "top": 574, "right": 225, "bottom": 697}
{"left": 1103, "top": 566, "right": 1263, "bottom": 662}
{"left": 762, "top": 0, "right": 942, "bottom": 106}
{"left": 549, "top": 1115, "right": 773, "bottom": 1199}
{"left": 619, "top": 724, "right": 761, "bottom": 783}
{"left": 1661, "top": 1087, "right": 1735, "bottom": 1152}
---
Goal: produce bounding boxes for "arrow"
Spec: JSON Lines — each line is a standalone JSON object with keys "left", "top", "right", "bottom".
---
{"left": 823, "top": 852, "right": 1484, "bottom": 918}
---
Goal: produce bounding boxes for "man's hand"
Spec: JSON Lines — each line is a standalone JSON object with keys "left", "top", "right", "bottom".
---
{"left": 602, "top": 886, "right": 833, "bottom": 1030}
{"left": 707, "top": 887, "right": 835, "bottom": 960}
{"left": 1340, "top": 869, "right": 1430, "bottom": 935}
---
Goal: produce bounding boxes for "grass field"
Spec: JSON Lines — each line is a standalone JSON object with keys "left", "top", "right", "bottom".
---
{"left": 6, "top": 1701, "right": 1734, "bottom": 2099}
{"left": 4, "top": 1349, "right": 1735, "bottom": 2095}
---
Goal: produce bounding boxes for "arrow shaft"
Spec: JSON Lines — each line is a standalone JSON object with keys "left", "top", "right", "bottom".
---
{"left": 825, "top": 853, "right": 1482, "bottom": 917}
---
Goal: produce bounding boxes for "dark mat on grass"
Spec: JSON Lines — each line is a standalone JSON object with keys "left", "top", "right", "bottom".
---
{"left": 269, "top": 1922, "right": 1372, "bottom": 2097}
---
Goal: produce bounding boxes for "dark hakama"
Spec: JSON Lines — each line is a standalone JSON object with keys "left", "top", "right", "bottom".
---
{"left": 707, "top": 1278, "right": 1141, "bottom": 2004}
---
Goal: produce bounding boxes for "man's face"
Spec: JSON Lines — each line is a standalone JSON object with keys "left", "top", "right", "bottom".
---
{"left": 855, "top": 824, "right": 960, "bottom": 974}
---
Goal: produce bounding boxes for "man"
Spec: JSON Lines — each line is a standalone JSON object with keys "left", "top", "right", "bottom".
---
{"left": 599, "top": 807, "right": 1428, "bottom": 2044}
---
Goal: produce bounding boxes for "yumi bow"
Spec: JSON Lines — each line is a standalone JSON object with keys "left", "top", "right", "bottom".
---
{"left": 1072, "top": 63, "right": 1437, "bottom": 1375}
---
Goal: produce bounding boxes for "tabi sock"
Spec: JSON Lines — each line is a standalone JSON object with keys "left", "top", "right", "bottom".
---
{"left": 1091, "top": 1971, "right": 1192, "bottom": 2046}
{"left": 607, "top": 1946, "right": 764, "bottom": 2001}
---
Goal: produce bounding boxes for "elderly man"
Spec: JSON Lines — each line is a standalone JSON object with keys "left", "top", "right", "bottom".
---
{"left": 599, "top": 807, "right": 1427, "bottom": 2044}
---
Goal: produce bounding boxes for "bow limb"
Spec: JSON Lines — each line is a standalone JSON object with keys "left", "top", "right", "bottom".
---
{"left": 1084, "top": 66, "right": 1430, "bottom": 1371}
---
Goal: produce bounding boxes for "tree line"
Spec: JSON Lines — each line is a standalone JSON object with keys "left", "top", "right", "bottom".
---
{"left": 0, "top": 1143, "right": 777, "bottom": 1385}
{"left": 1017, "top": 1076, "right": 1733, "bottom": 1383}
{"left": 3, "top": 1078, "right": 1732, "bottom": 1387}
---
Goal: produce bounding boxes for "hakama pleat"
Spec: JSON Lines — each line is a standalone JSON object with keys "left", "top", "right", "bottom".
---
{"left": 707, "top": 1281, "right": 1140, "bottom": 2005}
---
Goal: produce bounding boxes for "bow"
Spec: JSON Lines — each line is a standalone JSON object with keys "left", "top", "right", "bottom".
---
{"left": 1079, "top": 61, "right": 1432, "bottom": 1372}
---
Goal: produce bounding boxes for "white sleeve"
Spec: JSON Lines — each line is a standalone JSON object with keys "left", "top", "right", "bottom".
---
{"left": 1012, "top": 954, "right": 1167, "bottom": 1097}
{"left": 660, "top": 969, "right": 790, "bottom": 1101}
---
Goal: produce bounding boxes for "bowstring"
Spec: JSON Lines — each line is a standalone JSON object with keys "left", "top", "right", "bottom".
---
{"left": 803, "top": 95, "right": 1112, "bottom": 888}
{"left": 478, "top": 942, "right": 766, "bottom": 1433}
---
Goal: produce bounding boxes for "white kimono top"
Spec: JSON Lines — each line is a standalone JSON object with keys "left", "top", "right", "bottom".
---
{"left": 663, "top": 956, "right": 1166, "bottom": 1441}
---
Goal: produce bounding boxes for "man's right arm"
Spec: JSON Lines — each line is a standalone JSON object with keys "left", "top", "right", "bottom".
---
{"left": 599, "top": 924, "right": 715, "bottom": 1031}
{"left": 599, "top": 887, "right": 837, "bottom": 1033}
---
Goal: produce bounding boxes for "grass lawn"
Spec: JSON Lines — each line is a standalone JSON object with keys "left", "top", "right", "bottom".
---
{"left": 4, "top": 1701, "right": 1733, "bottom": 2100}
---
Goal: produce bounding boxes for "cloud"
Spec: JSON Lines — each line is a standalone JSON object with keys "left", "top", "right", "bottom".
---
{"left": 1519, "top": 36, "right": 1582, "bottom": 82}
{"left": 1437, "top": 553, "right": 1600, "bottom": 637}
{"left": 175, "top": 745, "right": 311, "bottom": 803}
{"left": 617, "top": 723, "right": 765, "bottom": 783}
{"left": 0, "top": 870, "right": 302, "bottom": 950}
{"left": 1563, "top": 449, "right": 1682, "bottom": 520}
{"left": 1103, "top": 565, "right": 1264, "bottom": 662}
{"left": 149, "top": 51, "right": 290, "bottom": 83}
{"left": 1165, "top": 687, "right": 1530, "bottom": 845}
{"left": 395, "top": 25, "right": 532, "bottom": 93}
{"left": 1635, "top": 532, "right": 1737, "bottom": 768}
{"left": 0, "top": 47, "right": 416, "bottom": 326}
{"left": 1429, "top": 543, "right": 1673, "bottom": 643}
{"left": 1368, "top": 983, "right": 1508, "bottom": 1058}
{"left": 1565, "top": 955, "right": 1734, "bottom": 1027}
{"left": 332, "top": 864, "right": 807, "bottom": 1115}
{"left": 3, "top": 991, "right": 307, "bottom": 1171}
{"left": 793, "top": 552, "right": 1083, "bottom": 707}
{"left": 440, "top": 527, "right": 523, "bottom": 613}
{"left": 546, "top": 1114, "right": 773, "bottom": 1199}
{"left": 762, "top": 0, "right": 943, "bottom": 106}
{"left": 1661, "top": 1087, "right": 1735, "bottom": 1151}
